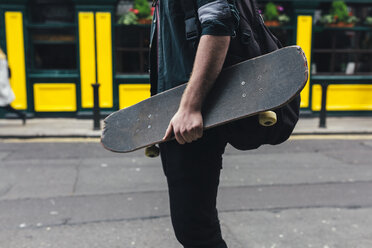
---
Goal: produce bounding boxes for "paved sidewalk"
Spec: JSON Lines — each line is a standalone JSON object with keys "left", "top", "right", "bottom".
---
{"left": 293, "top": 116, "right": 372, "bottom": 135}
{"left": 1, "top": 129, "right": 372, "bottom": 248}
{"left": 0, "top": 116, "right": 371, "bottom": 138}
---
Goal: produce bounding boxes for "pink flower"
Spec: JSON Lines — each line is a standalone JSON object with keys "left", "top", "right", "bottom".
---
{"left": 277, "top": 6, "right": 284, "bottom": 12}
{"left": 129, "top": 8, "right": 139, "bottom": 14}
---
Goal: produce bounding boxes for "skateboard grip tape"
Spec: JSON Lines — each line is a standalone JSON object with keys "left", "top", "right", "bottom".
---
{"left": 258, "top": 111, "right": 277, "bottom": 127}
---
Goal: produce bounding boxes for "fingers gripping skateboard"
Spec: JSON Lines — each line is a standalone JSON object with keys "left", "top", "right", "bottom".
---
{"left": 144, "top": 111, "right": 277, "bottom": 158}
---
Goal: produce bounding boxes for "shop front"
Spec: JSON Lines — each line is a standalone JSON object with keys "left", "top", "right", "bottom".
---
{"left": 0, "top": 0, "right": 371, "bottom": 118}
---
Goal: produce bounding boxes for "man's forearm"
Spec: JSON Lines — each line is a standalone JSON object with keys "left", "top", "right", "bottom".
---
{"left": 163, "top": 35, "right": 230, "bottom": 143}
{"left": 180, "top": 35, "right": 230, "bottom": 111}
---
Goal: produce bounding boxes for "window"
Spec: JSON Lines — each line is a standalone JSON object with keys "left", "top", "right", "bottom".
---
{"left": 30, "top": 28, "right": 76, "bottom": 70}
{"left": 28, "top": 0, "right": 77, "bottom": 71}
{"left": 115, "top": 0, "right": 152, "bottom": 75}
{"left": 312, "top": 3, "right": 372, "bottom": 75}
{"left": 30, "top": 0, "right": 74, "bottom": 24}
{"left": 115, "top": 25, "right": 150, "bottom": 74}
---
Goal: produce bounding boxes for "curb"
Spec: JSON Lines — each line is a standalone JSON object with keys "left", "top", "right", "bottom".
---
{"left": 1, "top": 131, "right": 372, "bottom": 140}
{"left": 292, "top": 131, "right": 372, "bottom": 136}
{"left": 0, "top": 134, "right": 101, "bottom": 139}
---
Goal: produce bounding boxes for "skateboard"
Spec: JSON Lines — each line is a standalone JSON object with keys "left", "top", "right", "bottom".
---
{"left": 101, "top": 46, "right": 308, "bottom": 153}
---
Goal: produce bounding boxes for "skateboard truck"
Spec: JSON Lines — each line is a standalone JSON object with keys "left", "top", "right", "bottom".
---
{"left": 144, "top": 111, "right": 278, "bottom": 158}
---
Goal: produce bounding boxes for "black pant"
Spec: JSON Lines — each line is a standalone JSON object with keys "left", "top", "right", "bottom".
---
{"left": 1, "top": 104, "right": 26, "bottom": 120}
{"left": 160, "top": 127, "right": 228, "bottom": 248}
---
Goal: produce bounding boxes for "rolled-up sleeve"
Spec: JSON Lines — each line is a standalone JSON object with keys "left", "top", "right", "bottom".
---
{"left": 197, "top": 0, "right": 239, "bottom": 36}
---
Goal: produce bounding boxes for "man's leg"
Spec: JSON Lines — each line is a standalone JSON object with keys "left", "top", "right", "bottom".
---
{"left": 160, "top": 128, "right": 228, "bottom": 248}
{"left": 4, "top": 104, "right": 26, "bottom": 125}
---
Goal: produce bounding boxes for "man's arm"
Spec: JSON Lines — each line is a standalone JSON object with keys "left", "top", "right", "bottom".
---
{"left": 163, "top": 34, "right": 230, "bottom": 144}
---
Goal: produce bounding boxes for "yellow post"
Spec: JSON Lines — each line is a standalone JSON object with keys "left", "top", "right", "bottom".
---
{"left": 5, "top": 11, "right": 27, "bottom": 110}
{"left": 296, "top": 15, "right": 313, "bottom": 109}
{"left": 79, "top": 12, "right": 96, "bottom": 108}
{"left": 95, "top": 12, "right": 113, "bottom": 108}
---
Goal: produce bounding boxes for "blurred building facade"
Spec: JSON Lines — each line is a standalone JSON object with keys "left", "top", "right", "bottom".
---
{"left": 0, "top": 0, "right": 371, "bottom": 118}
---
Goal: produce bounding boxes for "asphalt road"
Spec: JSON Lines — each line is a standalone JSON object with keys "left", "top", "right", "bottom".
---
{"left": 0, "top": 137, "right": 371, "bottom": 248}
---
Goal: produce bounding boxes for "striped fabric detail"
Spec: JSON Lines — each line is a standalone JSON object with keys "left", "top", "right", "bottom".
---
{"left": 198, "top": 0, "right": 232, "bottom": 24}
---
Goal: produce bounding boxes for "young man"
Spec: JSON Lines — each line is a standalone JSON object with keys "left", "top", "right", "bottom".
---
{"left": 149, "top": 1, "right": 239, "bottom": 247}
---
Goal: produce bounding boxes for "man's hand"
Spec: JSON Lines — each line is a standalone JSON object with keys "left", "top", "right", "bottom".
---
{"left": 163, "top": 108, "right": 203, "bottom": 144}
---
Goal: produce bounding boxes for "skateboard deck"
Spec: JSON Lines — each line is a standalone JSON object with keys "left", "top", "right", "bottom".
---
{"left": 101, "top": 46, "right": 308, "bottom": 153}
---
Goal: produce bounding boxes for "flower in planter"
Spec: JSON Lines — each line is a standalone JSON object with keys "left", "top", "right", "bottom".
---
{"left": 277, "top": 5, "right": 284, "bottom": 12}
{"left": 133, "top": 0, "right": 151, "bottom": 19}
{"left": 129, "top": 8, "right": 140, "bottom": 15}
{"left": 118, "top": 0, "right": 154, "bottom": 25}
{"left": 263, "top": 2, "right": 290, "bottom": 26}
{"left": 320, "top": 0, "right": 359, "bottom": 26}
{"left": 365, "top": 17, "right": 372, "bottom": 26}
{"left": 118, "top": 11, "right": 138, "bottom": 25}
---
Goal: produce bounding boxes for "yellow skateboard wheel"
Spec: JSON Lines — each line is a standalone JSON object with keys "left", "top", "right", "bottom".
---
{"left": 145, "top": 145, "right": 160, "bottom": 158}
{"left": 259, "top": 111, "right": 277, "bottom": 127}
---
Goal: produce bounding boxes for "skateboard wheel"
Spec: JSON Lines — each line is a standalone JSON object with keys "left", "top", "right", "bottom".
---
{"left": 145, "top": 145, "right": 160, "bottom": 158}
{"left": 259, "top": 111, "right": 277, "bottom": 127}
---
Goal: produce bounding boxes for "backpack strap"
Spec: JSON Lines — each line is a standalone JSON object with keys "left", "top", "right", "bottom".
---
{"left": 180, "top": 0, "right": 200, "bottom": 41}
{"left": 250, "top": 0, "right": 265, "bottom": 24}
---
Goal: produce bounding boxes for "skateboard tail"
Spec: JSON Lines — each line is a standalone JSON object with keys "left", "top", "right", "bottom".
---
{"left": 101, "top": 94, "right": 176, "bottom": 153}
{"left": 297, "top": 46, "right": 309, "bottom": 85}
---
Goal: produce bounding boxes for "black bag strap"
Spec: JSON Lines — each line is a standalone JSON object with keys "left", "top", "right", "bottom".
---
{"left": 180, "top": 0, "right": 200, "bottom": 41}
